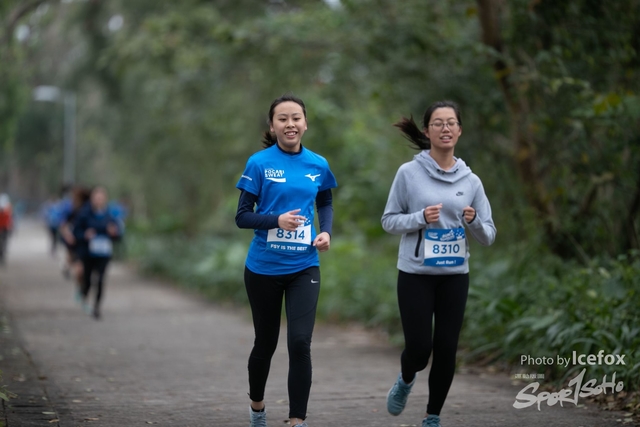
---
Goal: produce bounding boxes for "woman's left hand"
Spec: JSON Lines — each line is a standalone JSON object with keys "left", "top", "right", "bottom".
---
{"left": 107, "top": 223, "right": 119, "bottom": 237}
{"left": 463, "top": 206, "right": 476, "bottom": 223}
{"left": 313, "top": 232, "right": 331, "bottom": 252}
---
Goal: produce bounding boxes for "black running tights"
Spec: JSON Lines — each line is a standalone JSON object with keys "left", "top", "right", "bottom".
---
{"left": 244, "top": 266, "right": 320, "bottom": 421}
{"left": 397, "top": 270, "right": 469, "bottom": 416}
{"left": 81, "top": 256, "right": 110, "bottom": 309}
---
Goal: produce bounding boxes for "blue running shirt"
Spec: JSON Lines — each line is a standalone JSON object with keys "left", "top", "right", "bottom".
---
{"left": 236, "top": 144, "right": 338, "bottom": 275}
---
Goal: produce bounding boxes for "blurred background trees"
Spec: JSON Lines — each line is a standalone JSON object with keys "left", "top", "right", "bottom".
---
{"left": 1, "top": 0, "right": 639, "bottom": 388}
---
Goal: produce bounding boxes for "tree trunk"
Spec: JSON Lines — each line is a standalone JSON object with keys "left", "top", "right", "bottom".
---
{"left": 476, "top": 0, "right": 570, "bottom": 257}
{"left": 622, "top": 164, "right": 640, "bottom": 252}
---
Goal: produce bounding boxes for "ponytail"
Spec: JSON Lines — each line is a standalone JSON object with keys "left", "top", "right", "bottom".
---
{"left": 262, "top": 131, "right": 278, "bottom": 148}
{"left": 393, "top": 115, "right": 430, "bottom": 150}
{"left": 394, "top": 101, "right": 462, "bottom": 150}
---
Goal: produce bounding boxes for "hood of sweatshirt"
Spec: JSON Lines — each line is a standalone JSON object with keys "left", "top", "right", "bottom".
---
{"left": 414, "top": 150, "right": 472, "bottom": 184}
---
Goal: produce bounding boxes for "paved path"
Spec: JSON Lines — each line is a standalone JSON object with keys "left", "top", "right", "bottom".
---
{"left": 0, "top": 223, "right": 632, "bottom": 426}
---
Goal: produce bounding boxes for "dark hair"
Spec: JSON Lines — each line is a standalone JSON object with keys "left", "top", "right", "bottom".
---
{"left": 71, "top": 186, "right": 90, "bottom": 209}
{"left": 394, "top": 100, "right": 462, "bottom": 150}
{"left": 262, "top": 94, "right": 307, "bottom": 148}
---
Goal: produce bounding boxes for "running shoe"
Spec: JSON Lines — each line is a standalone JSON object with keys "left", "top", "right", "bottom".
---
{"left": 422, "top": 414, "right": 441, "bottom": 427}
{"left": 81, "top": 300, "right": 92, "bottom": 315}
{"left": 387, "top": 372, "right": 415, "bottom": 416}
{"left": 249, "top": 406, "right": 267, "bottom": 427}
{"left": 292, "top": 423, "right": 308, "bottom": 427}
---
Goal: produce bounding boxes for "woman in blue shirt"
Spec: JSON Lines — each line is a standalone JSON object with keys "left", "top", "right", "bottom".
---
{"left": 236, "top": 95, "right": 337, "bottom": 427}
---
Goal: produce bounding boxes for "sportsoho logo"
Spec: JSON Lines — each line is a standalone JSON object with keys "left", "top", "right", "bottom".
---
{"left": 513, "top": 351, "right": 626, "bottom": 411}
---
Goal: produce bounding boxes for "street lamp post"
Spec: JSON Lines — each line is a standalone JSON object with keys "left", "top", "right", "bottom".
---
{"left": 63, "top": 92, "right": 76, "bottom": 185}
{"left": 33, "top": 85, "right": 76, "bottom": 185}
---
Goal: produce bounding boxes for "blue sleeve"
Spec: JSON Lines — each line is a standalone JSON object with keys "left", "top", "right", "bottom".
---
{"left": 235, "top": 190, "right": 280, "bottom": 230}
{"left": 236, "top": 156, "right": 263, "bottom": 196}
{"left": 316, "top": 189, "right": 333, "bottom": 236}
{"left": 319, "top": 162, "right": 338, "bottom": 192}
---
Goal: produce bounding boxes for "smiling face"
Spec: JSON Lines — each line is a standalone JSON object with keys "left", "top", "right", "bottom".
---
{"left": 270, "top": 101, "right": 308, "bottom": 153}
{"left": 424, "top": 107, "right": 462, "bottom": 152}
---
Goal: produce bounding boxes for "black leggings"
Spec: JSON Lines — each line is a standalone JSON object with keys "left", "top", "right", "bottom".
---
{"left": 81, "top": 257, "right": 110, "bottom": 309}
{"left": 49, "top": 226, "right": 59, "bottom": 254}
{"left": 244, "top": 266, "right": 320, "bottom": 420}
{"left": 0, "top": 229, "right": 7, "bottom": 263}
{"left": 397, "top": 270, "right": 469, "bottom": 416}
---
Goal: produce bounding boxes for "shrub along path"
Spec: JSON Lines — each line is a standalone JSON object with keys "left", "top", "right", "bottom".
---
{"left": 0, "top": 222, "right": 630, "bottom": 426}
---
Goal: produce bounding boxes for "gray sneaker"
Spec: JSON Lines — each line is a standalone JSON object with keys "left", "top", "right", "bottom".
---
{"left": 386, "top": 372, "right": 416, "bottom": 415}
{"left": 423, "top": 414, "right": 441, "bottom": 427}
{"left": 249, "top": 406, "right": 267, "bottom": 427}
{"left": 292, "top": 423, "right": 308, "bottom": 427}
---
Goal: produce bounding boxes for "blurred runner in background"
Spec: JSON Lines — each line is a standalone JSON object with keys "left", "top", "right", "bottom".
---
{"left": 59, "top": 186, "right": 90, "bottom": 298}
{"left": 73, "top": 186, "right": 123, "bottom": 319}
{"left": 41, "top": 190, "right": 65, "bottom": 256}
{"left": 0, "top": 193, "right": 14, "bottom": 266}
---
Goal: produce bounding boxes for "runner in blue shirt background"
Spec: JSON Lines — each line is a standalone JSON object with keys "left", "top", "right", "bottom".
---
{"left": 236, "top": 94, "right": 337, "bottom": 427}
{"left": 73, "top": 186, "right": 122, "bottom": 319}
{"left": 41, "top": 192, "right": 65, "bottom": 256}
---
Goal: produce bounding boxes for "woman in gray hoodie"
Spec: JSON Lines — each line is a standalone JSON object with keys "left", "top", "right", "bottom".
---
{"left": 382, "top": 100, "right": 496, "bottom": 427}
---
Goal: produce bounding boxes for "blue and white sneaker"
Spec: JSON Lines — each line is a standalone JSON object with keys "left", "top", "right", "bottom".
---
{"left": 82, "top": 301, "right": 92, "bottom": 315}
{"left": 249, "top": 406, "right": 267, "bottom": 427}
{"left": 423, "top": 414, "right": 441, "bottom": 427}
{"left": 292, "top": 423, "right": 308, "bottom": 427}
{"left": 386, "top": 372, "right": 416, "bottom": 416}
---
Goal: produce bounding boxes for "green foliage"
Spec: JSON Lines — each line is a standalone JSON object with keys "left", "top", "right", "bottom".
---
{"left": 463, "top": 249, "right": 640, "bottom": 388}
{"left": 492, "top": 0, "right": 640, "bottom": 257}
{"left": 1, "top": 0, "right": 639, "bottom": 393}
{"left": 0, "top": 316, "right": 15, "bottom": 403}
{"left": 126, "top": 230, "right": 250, "bottom": 304}
{"left": 316, "top": 237, "right": 400, "bottom": 331}
{"left": 0, "top": 369, "right": 10, "bottom": 402}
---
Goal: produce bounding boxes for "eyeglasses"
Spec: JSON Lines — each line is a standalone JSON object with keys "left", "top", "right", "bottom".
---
{"left": 428, "top": 120, "right": 460, "bottom": 131}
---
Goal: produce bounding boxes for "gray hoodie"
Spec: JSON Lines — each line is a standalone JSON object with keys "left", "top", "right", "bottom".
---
{"left": 381, "top": 150, "right": 496, "bottom": 275}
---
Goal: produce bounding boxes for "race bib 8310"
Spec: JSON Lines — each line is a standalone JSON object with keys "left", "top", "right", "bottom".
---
{"left": 423, "top": 228, "right": 466, "bottom": 267}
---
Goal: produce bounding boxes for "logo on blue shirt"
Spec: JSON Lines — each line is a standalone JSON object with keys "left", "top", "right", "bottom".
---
{"left": 265, "top": 168, "right": 286, "bottom": 183}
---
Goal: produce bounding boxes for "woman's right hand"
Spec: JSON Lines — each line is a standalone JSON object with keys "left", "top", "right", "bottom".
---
{"left": 85, "top": 228, "right": 96, "bottom": 240}
{"left": 423, "top": 203, "right": 443, "bottom": 224}
{"left": 278, "top": 209, "right": 307, "bottom": 231}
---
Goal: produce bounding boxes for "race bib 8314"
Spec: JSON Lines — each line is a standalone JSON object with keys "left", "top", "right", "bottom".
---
{"left": 267, "top": 224, "right": 312, "bottom": 253}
